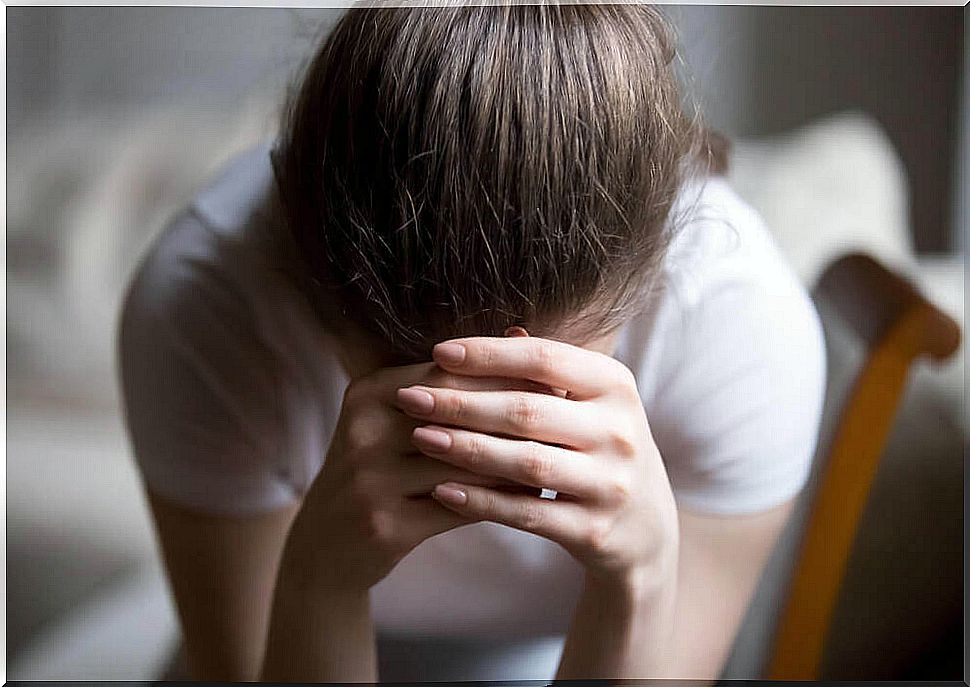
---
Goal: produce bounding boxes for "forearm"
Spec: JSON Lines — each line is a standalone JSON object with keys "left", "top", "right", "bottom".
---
{"left": 556, "top": 564, "right": 678, "bottom": 681}
{"left": 260, "top": 550, "right": 378, "bottom": 682}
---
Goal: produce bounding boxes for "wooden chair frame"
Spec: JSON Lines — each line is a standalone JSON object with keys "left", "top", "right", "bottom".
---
{"left": 766, "top": 252, "right": 961, "bottom": 679}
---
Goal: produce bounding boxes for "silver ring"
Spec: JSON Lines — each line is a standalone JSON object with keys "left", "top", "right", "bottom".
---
{"left": 538, "top": 488, "right": 558, "bottom": 500}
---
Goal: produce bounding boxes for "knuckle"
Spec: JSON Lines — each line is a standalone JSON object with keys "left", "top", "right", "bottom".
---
{"left": 464, "top": 433, "right": 488, "bottom": 470}
{"left": 345, "top": 416, "right": 380, "bottom": 453}
{"left": 363, "top": 509, "right": 395, "bottom": 544}
{"left": 507, "top": 394, "right": 542, "bottom": 432}
{"left": 521, "top": 442, "right": 551, "bottom": 484}
{"left": 480, "top": 490, "right": 499, "bottom": 517}
{"left": 520, "top": 502, "right": 545, "bottom": 531}
{"left": 530, "top": 342, "right": 557, "bottom": 378}
{"left": 439, "top": 390, "right": 466, "bottom": 422}
{"left": 614, "top": 363, "right": 638, "bottom": 395}
{"left": 480, "top": 343, "right": 496, "bottom": 372}
{"left": 607, "top": 428, "right": 638, "bottom": 459}
{"left": 604, "top": 477, "right": 632, "bottom": 505}
{"left": 585, "top": 518, "right": 612, "bottom": 553}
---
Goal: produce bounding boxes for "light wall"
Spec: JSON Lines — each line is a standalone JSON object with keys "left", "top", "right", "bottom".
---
{"left": 7, "top": 5, "right": 965, "bottom": 252}
{"left": 7, "top": 7, "right": 337, "bottom": 128}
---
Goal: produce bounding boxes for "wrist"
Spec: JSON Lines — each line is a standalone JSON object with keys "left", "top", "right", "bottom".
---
{"left": 586, "top": 520, "right": 679, "bottom": 598}
{"left": 584, "top": 559, "right": 676, "bottom": 604}
{"left": 585, "top": 525, "right": 679, "bottom": 601}
{"left": 280, "top": 516, "right": 370, "bottom": 596}
{"left": 277, "top": 550, "right": 368, "bottom": 599}
{"left": 560, "top": 553, "right": 678, "bottom": 681}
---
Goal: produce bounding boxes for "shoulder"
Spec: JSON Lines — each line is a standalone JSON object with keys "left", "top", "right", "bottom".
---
{"left": 654, "top": 175, "right": 824, "bottom": 359}
{"left": 664, "top": 175, "right": 803, "bottom": 308}
{"left": 631, "top": 176, "right": 827, "bottom": 514}
{"left": 117, "top": 203, "right": 283, "bottom": 437}
{"left": 117, "top": 145, "right": 303, "bottom": 515}
{"left": 627, "top": 176, "right": 825, "bottom": 378}
{"left": 191, "top": 141, "right": 278, "bottom": 234}
{"left": 117, "top": 142, "right": 351, "bottom": 517}
{"left": 119, "top": 211, "right": 248, "bottom": 380}
{"left": 118, "top": 141, "right": 300, "bottom": 438}
{"left": 120, "top": 142, "right": 279, "bottom": 351}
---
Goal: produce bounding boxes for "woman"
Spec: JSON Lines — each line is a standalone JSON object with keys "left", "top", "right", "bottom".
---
{"left": 118, "top": 4, "right": 826, "bottom": 682}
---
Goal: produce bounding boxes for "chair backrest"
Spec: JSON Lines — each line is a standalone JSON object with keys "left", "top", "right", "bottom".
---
{"left": 764, "top": 252, "right": 961, "bottom": 679}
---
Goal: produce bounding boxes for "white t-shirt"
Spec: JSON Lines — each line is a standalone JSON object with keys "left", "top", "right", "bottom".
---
{"left": 119, "top": 142, "right": 826, "bottom": 640}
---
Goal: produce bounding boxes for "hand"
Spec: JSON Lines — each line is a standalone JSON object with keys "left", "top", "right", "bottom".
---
{"left": 395, "top": 335, "right": 680, "bottom": 586}
{"left": 282, "top": 360, "right": 550, "bottom": 592}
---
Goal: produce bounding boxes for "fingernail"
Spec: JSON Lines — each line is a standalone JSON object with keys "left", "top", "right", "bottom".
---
{"left": 433, "top": 342, "right": 466, "bottom": 365}
{"left": 396, "top": 387, "right": 435, "bottom": 415}
{"left": 413, "top": 426, "right": 452, "bottom": 452}
{"left": 434, "top": 483, "right": 468, "bottom": 506}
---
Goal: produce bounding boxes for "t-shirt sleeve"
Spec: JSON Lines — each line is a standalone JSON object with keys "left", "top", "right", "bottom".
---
{"left": 647, "top": 231, "right": 828, "bottom": 516}
{"left": 118, "top": 212, "right": 300, "bottom": 515}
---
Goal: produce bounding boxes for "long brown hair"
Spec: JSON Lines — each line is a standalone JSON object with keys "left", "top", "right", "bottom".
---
{"left": 273, "top": 4, "right": 724, "bottom": 362}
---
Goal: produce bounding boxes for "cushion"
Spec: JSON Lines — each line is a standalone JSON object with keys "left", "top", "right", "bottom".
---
{"left": 727, "top": 110, "right": 916, "bottom": 288}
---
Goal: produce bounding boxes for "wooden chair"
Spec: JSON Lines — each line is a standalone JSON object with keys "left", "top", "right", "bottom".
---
{"left": 766, "top": 252, "right": 962, "bottom": 679}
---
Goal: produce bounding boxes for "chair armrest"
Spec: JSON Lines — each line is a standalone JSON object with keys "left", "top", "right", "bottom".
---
{"left": 814, "top": 252, "right": 960, "bottom": 359}
{"left": 767, "top": 251, "right": 961, "bottom": 680}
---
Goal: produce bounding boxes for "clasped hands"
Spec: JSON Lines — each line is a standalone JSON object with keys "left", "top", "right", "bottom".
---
{"left": 292, "top": 333, "right": 679, "bottom": 593}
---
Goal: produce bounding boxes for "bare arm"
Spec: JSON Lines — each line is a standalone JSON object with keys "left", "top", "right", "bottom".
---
{"left": 146, "top": 489, "right": 299, "bottom": 681}
{"left": 149, "top": 488, "right": 379, "bottom": 683}
{"left": 260, "top": 576, "right": 377, "bottom": 682}
{"left": 556, "top": 498, "right": 795, "bottom": 681}
{"left": 663, "top": 500, "right": 794, "bottom": 678}
{"left": 258, "top": 503, "right": 379, "bottom": 682}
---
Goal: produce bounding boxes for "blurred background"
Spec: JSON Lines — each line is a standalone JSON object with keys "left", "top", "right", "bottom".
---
{"left": 6, "top": 5, "right": 966, "bottom": 680}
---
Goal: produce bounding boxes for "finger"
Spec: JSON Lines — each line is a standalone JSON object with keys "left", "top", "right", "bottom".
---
{"left": 411, "top": 425, "right": 602, "bottom": 500}
{"left": 431, "top": 482, "right": 588, "bottom": 549}
{"left": 394, "top": 453, "right": 521, "bottom": 497}
{"left": 396, "top": 498, "right": 477, "bottom": 544}
{"left": 406, "top": 483, "right": 542, "bottom": 501}
{"left": 342, "top": 384, "right": 539, "bottom": 459}
{"left": 431, "top": 336, "right": 634, "bottom": 401}
{"left": 420, "top": 371, "right": 562, "bottom": 396}
{"left": 503, "top": 326, "right": 569, "bottom": 398}
{"left": 337, "top": 408, "right": 425, "bottom": 462}
{"left": 395, "top": 385, "right": 599, "bottom": 448}
{"left": 365, "top": 361, "right": 562, "bottom": 404}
